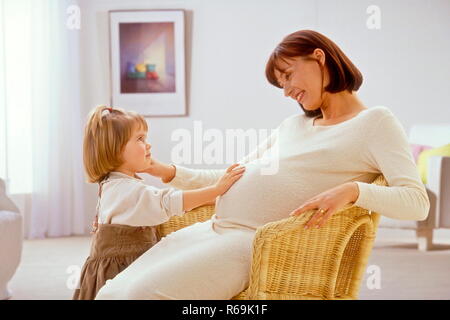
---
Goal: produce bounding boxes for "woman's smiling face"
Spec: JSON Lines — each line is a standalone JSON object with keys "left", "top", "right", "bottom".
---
{"left": 274, "top": 49, "right": 328, "bottom": 111}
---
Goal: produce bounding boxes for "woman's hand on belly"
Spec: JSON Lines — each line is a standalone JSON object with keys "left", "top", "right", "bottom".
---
{"left": 289, "top": 182, "right": 359, "bottom": 229}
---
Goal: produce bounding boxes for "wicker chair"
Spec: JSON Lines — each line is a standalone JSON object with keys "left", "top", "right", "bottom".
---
{"left": 157, "top": 174, "right": 387, "bottom": 300}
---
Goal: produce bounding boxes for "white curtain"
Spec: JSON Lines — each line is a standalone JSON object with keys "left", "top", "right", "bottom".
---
{"left": 1, "top": 0, "right": 86, "bottom": 238}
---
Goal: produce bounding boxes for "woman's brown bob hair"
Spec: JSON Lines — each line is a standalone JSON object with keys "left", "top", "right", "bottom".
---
{"left": 83, "top": 105, "right": 148, "bottom": 184}
{"left": 265, "top": 30, "right": 363, "bottom": 117}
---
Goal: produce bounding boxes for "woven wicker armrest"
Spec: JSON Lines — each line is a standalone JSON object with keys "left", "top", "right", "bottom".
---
{"left": 238, "top": 204, "right": 376, "bottom": 300}
{"left": 238, "top": 174, "right": 387, "bottom": 300}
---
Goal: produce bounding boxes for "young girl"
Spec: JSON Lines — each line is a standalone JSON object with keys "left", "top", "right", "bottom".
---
{"left": 72, "top": 105, "right": 245, "bottom": 300}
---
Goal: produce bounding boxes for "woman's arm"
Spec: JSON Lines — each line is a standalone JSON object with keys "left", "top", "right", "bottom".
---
{"left": 166, "top": 165, "right": 227, "bottom": 190}
{"left": 139, "top": 158, "right": 224, "bottom": 190}
{"left": 141, "top": 125, "right": 279, "bottom": 191}
{"left": 165, "top": 126, "right": 279, "bottom": 190}
{"left": 353, "top": 109, "right": 430, "bottom": 221}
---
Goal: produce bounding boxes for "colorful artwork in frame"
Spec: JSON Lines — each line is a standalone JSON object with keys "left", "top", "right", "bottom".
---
{"left": 109, "top": 10, "right": 186, "bottom": 116}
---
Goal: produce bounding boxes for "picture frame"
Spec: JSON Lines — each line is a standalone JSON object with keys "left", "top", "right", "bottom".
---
{"left": 109, "top": 9, "right": 186, "bottom": 117}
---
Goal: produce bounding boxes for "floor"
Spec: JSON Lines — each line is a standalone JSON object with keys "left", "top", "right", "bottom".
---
{"left": 6, "top": 229, "right": 450, "bottom": 300}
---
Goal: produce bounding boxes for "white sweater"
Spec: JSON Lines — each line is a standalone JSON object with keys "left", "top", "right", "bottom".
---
{"left": 167, "top": 106, "right": 430, "bottom": 232}
{"left": 97, "top": 171, "right": 185, "bottom": 226}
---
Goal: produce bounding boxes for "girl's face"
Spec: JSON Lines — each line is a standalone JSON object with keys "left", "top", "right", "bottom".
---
{"left": 119, "top": 125, "right": 152, "bottom": 173}
{"left": 273, "top": 49, "right": 328, "bottom": 111}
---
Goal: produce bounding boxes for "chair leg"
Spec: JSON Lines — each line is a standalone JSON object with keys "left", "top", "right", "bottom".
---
{"left": 416, "top": 228, "right": 433, "bottom": 251}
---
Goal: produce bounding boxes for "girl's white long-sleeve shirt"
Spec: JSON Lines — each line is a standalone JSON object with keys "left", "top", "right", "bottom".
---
{"left": 166, "top": 106, "right": 430, "bottom": 232}
{"left": 97, "top": 171, "right": 185, "bottom": 226}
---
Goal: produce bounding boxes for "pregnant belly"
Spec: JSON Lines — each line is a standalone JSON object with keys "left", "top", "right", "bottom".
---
{"left": 213, "top": 159, "right": 311, "bottom": 230}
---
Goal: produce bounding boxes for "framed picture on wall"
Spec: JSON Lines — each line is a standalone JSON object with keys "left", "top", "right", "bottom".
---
{"left": 109, "top": 9, "right": 186, "bottom": 117}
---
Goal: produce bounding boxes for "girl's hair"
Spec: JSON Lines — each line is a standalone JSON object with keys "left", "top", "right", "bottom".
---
{"left": 265, "top": 30, "right": 363, "bottom": 118}
{"left": 83, "top": 105, "right": 148, "bottom": 184}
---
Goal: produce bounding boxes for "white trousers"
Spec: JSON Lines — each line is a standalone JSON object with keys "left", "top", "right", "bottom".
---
{"left": 95, "top": 219, "right": 255, "bottom": 300}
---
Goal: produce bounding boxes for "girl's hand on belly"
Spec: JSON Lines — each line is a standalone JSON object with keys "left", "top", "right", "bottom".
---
{"left": 214, "top": 164, "right": 246, "bottom": 196}
{"left": 289, "top": 182, "right": 359, "bottom": 229}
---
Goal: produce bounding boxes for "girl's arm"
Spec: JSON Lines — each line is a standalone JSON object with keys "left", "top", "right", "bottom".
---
{"left": 101, "top": 164, "right": 244, "bottom": 226}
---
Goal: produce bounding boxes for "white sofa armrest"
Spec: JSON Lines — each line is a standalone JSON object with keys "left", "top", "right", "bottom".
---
{"left": 0, "top": 178, "right": 23, "bottom": 299}
{"left": 427, "top": 156, "right": 450, "bottom": 228}
{"left": 0, "top": 210, "right": 23, "bottom": 299}
{"left": 0, "top": 179, "right": 19, "bottom": 213}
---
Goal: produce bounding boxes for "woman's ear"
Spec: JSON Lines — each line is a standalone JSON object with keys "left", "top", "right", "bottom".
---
{"left": 313, "top": 48, "right": 326, "bottom": 67}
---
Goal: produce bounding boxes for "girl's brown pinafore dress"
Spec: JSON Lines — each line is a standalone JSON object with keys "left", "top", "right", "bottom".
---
{"left": 72, "top": 175, "right": 161, "bottom": 300}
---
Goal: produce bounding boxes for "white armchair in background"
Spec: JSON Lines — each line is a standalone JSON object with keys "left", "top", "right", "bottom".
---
{"left": 378, "top": 124, "right": 450, "bottom": 251}
{"left": 0, "top": 178, "right": 23, "bottom": 300}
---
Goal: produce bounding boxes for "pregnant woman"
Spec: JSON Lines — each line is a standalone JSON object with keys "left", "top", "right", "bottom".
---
{"left": 95, "top": 30, "right": 430, "bottom": 300}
